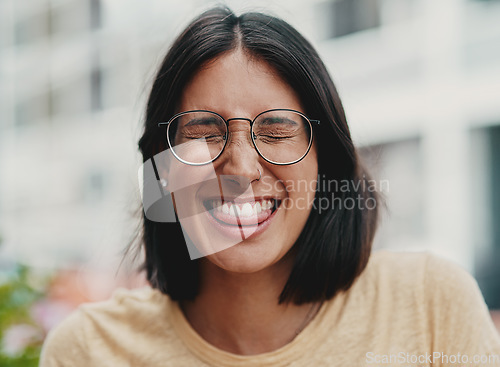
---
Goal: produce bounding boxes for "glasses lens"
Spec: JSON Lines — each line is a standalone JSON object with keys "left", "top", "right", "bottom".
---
{"left": 253, "top": 110, "right": 312, "bottom": 164}
{"left": 167, "top": 111, "right": 227, "bottom": 165}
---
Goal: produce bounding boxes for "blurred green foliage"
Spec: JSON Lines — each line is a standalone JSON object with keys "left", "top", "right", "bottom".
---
{"left": 0, "top": 264, "right": 47, "bottom": 367}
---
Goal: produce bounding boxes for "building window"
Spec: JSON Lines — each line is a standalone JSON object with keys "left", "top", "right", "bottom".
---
{"left": 50, "top": 1, "right": 91, "bottom": 37}
{"left": 14, "top": 9, "right": 50, "bottom": 45}
{"left": 489, "top": 125, "right": 500, "bottom": 250}
{"left": 472, "top": 125, "right": 500, "bottom": 309}
{"left": 90, "top": 67, "right": 103, "bottom": 112}
{"left": 317, "top": 0, "right": 381, "bottom": 39}
{"left": 89, "top": 0, "right": 102, "bottom": 29}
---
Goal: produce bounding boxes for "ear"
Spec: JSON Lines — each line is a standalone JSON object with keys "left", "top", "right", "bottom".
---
{"left": 152, "top": 148, "right": 174, "bottom": 188}
{"left": 152, "top": 148, "right": 176, "bottom": 212}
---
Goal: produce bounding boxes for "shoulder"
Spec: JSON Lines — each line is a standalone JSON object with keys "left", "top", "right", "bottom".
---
{"left": 364, "top": 250, "right": 484, "bottom": 301}
{"left": 348, "top": 250, "right": 482, "bottom": 326}
{"left": 77, "top": 286, "right": 171, "bottom": 324}
{"left": 355, "top": 250, "right": 431, "bottom": 296}
{"left": 39, "top": 305, "right": 89, "bottom": 367}
{"left": 357, "top": 250, "right": 500, "bottom": 352}
{"left": 364, "top": 250, "right": 471, "bottom": 284}
{"left": 359, "top": 250, "right": 485, "bottom": 307}
{"left": 67, "top": 286, "right": 172, "bottom": 337}
{"left": 364, "top": 249, "right": 430, "bottom": 276}
{"left": 40, "top": 287, "right": 174, "bottom": 366}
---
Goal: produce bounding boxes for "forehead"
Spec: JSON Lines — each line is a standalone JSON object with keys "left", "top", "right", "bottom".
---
{"left": 178, "top": 50, "right": 304, "bottom": 119}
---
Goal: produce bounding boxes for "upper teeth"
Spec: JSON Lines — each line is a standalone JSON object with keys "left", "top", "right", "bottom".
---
{"left": 212, "top": 199, "right": 274, "bottom": 217}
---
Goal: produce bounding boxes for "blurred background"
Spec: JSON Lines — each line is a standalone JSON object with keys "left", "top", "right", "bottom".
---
{"left": 0, "top": 0, "right": 499, "bottom": 363}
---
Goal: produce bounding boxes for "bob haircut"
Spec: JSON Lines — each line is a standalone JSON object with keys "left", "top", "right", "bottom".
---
{"left": 138, "top": 7, "right": 379, "bottom": 305}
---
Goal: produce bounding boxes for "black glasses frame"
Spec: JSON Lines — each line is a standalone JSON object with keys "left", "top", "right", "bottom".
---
{"left": 158, "top": 108, "right": 320, "bottom": 166}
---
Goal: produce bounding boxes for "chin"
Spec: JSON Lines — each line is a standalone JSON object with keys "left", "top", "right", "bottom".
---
{"left": 203, "top": 240, "right": 294, "bottom": 275}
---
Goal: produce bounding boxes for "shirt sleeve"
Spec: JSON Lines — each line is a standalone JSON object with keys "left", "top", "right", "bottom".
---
{"left": 424, "top": 253, "right": 500, "bottom": 366}
{"left": 39, "top": 309, "right": 90, "bottom": 367}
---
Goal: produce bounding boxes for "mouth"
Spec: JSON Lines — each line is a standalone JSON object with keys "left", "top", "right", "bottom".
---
{"left": 203, "top": 198, "right": 281, "bottom": 227}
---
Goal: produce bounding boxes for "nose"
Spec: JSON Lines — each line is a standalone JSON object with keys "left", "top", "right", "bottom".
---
{"left": 217, "top": 120, "right": 261, "bottom": 188}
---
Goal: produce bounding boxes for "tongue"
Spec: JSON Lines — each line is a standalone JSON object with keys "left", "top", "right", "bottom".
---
{"left": 209, "top": 206, "right": 273, "bottom": 226}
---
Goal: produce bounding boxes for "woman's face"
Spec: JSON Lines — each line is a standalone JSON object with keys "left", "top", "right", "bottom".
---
{"left": 167, "top": 50, "right": 318, "bottom": 274}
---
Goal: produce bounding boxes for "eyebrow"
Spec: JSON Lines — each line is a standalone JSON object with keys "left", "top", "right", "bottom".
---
{"left": 183, "top": 117, "right": 221, "bottom": 127}
{"left": 258, "top": 117, "right": 298, "bottom": 126}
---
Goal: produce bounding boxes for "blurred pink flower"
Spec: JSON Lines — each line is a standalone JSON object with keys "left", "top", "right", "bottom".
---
{"left": 1, "top": 323, "right": 42, "bottom": 357}
{"left": 31, "top": 299, "right": 74, "bottom": 334}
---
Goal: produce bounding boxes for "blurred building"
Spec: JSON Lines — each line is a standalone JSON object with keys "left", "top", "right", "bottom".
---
{"left": 312, "top": 0, "right": 500, "bottom": 308}
{"left": 0, "top": 0, "right": 499, "bottom": 307}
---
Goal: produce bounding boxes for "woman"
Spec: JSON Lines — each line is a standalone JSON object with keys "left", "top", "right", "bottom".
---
{"left": 41, "top": 7, "right": 500, "bottom": 366}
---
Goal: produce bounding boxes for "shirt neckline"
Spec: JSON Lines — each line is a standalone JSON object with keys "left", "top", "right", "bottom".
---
{"left": 168, "top": 293, "right": 346, "bottom": 367}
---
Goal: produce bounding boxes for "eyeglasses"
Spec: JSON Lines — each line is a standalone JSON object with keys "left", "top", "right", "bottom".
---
{"left": 158, "top": 109, "right": 320, "bottom": 166}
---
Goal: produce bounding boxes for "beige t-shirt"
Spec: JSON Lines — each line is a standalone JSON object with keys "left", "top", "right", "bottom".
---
{"left": 40, "top": 251, "right": 500, "bottom": 366}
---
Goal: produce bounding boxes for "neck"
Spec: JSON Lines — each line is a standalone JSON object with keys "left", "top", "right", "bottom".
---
{"left": 181, "top": 256, "right": 320, "bottom": 355}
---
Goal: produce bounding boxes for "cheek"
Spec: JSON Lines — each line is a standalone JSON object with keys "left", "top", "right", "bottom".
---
{"left": 168, "top": 162, "right": 217, "bottom": 192}
{"left": 167, "top": 165, "right": 209, "bottom": 218}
